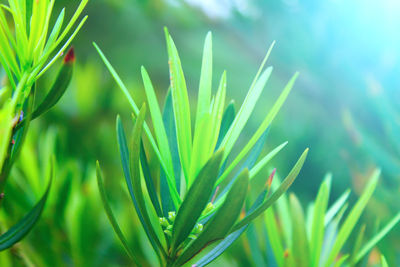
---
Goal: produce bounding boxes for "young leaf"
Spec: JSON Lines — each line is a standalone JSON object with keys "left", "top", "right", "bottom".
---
{"left": 141, "top": 66, "right": 177, "bottom": 199}
{"left": 129, "top": 104, "right": 167, "bottom": 261}
{"left": 310, "top": 174, "right": 331, "bottom": 267}
{"left": 194, "top": 32, "right": 212, "bottom": 144}
{"left": 96, "top": 161, "right": 140, "bottom": 265}
{"left": 171, "top": 150, "right": 224, "bottom": 253}
{"left": 217, "top": 72, "right": 299, "bottom": 186}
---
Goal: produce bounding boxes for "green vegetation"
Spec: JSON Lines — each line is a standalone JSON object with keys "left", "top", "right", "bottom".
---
{"left": 0, "top": 0, "right": 88, "bottom": 252}
{"left": 95, "top": 30, "right": 308, "bottom": 266}
{"left": 0, "top": 0, "right": 399, "bottom": 266}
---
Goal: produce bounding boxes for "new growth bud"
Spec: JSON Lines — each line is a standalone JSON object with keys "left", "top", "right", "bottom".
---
{"left": 203, "top": 202, "right": 215, "bottom": 214}
{"left": 159, "top": 217, "right": 169, "bottom": 228}
{"left": 168, "top": 211, "right": 176, "bottom": 222}
{"left": 193, "top": 223, "right": 203, "bottom": 234}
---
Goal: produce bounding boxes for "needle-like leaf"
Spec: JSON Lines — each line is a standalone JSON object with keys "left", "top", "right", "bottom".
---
{"left": 231, "top": 148, "right": 308, "bottom": 232}
{"left": 96, "top": 161, "right": 140, "bottom": 265}
{"left": 171, "top": 150, "right": 224, "bottom": 253}
{"left": 176, "top": 169, "right": 249, "bottom": 266}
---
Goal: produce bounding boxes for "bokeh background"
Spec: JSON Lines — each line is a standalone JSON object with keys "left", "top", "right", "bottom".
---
{"left": 2, "top": 0, "right": 400, "bottom": 266}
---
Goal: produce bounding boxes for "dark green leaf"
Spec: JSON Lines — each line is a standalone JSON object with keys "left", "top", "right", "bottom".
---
{"left": 129, "top": 104, "right": 167, "bottom": 261}
{"left": 216, "top": 127, "right": 269, "bottom": 202}
{"left": 161, "top": 89, "right": 180, "bottom": 217}
{"left": 194, "top": 187, "right": 267, "bottom": 267}
{"left": 175, "top": 169, "right": 249, "bottom": 266}
{"left": 171, "top": 150, "right": 224, "bottom": 253}
{"left": 217, "top": 102, "right": 236, "bottom": 148}
{"left": 96, "top": 161, "right": 140, "bottom": 265}
{"left": 0, "top": 159, "right": 52, "bottom": 251}
{"left": 31, "top": 48, "right": 74, "bottom": 120}
{"left": 140, "top": 142, "right": 162, "bottom": 217}
{"left": 116, "top": 114, "right": 164, "bottom": 261}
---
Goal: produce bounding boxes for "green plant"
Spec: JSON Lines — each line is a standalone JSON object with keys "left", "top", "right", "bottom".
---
{"left": 95, "top": 29, "right": 309, "bottom": 266}
{"left": 245, "top": 169, "right": 400, "bottom": 266}
{"left": 0, "top": 0, "right": 88, "bottom": 251}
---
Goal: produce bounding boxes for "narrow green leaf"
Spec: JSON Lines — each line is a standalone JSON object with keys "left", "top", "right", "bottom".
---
{"left": 140, "top": 142, "right": 162, "bottom": 217}
{"left": 116, "top": 114, "right": 164, "bottom": 262}
{"left": 310, "top": 174, "right": 331, "bottom": 267}
{"left": 52, "top": 0, "right": 89, "bottom": 50}
{"left": 350, "top": 224, "right": 366, "bottom": 265}
{"left": 194, "top": 188, "right": 267, "bottom": 267}
{"left": 35, "top": 15, "right": 87, "bottom": 80}
{"left": 161, "top": 89, "right": 180, "bottom": 216}
{"left": 231, "top": 148, "right": 309, "bottom": 232}
{"left": 129, "top": 104, "right": 167, "bottom": 261}
{"left": 264, "top": 207, "right": 285, "bottom": 267}
{"left": 176, "top": 169, "right": 249, "bottom": 266}
{"left": 0, "top": 158, "right": 52, "bottom": 251}
{"left": 141, "top": 66, "right": 176, "bottom": 197}
{"left": 324, "top": 169, "right": 381, "bottom": 267}
{"left": 42, "top": 8, "right": 65, "bottom": 56}
{"left": 219, "top": 66, "right": 273, "bottom": 161}
{"left": 93, "top": 43, "right": 180, "bottom": 206}
{"left": 96, "top": 161, "right": 140, "bottom": 265}
{"left": 190, "top": 71, "right": 226, "bottom": 184}
{"left": 217, "top": 72, "right": 299, "bottom": 186}
{"left": 207, "top": 71, "right": 227, "bottom": 158}
{"left": 194, "top": 31, "right": 212, "bottom": 142}
{"left": 325, "top": 189, "right": 351, "bottom": 226}
{"left": 31, "top": 48, "right": 74, "bottom": 119}
{"left": 216, "top": 101, "right": 235, "bottom": 149}
{"left": 249, "top": 141, "right": 288, "bottom": 179}
{"left": 355, "top": 211, "right": 400, "bottom": 263}
{"left": 334, "top": 254, "right": 349, "bottom": 267}
{"left": 164, "top": 29, "right": 192, "bottom": 183}
{"left": 289, "top": 193, "right": 309, "bottom": 267}
{"left": 171, "top": 150, "right": 224, "bottom": 253}
{"left": 212, "top": 127, "right": 270, "bottom": 208}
